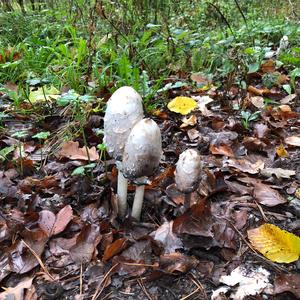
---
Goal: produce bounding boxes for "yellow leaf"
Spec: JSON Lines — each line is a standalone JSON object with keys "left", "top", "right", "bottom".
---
{"left": 248, "top": 224, "right": 300, "bottom": 263}
{"left": 276, "top": 144, "right": 288, "bottom": 158}
{"left": 167, "top": 97, "right": 197, "bottom": 115}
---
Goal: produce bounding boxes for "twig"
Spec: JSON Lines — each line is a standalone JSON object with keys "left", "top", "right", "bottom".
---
{"left": 91, "top": 263, "right": 119, "bottom": 300}
{"left": 137, "top": 278, "right": 153, "bottom": 300}
{"left": 190, "top": 274, "right": 208, "bottom": 300}
{"left": 22, "top": 240, "right": 55, "bottom": 281}
{"left": 179, "top": 287, "right": 200, "bottom": 300}
{"left": 254, "top": 200, "right": 269, "bottom": 222}
{"left": 80, "top": 263, "right": 83, "bottom": 296}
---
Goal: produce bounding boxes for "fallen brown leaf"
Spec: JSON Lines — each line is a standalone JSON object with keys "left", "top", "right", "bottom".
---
{"left": 253, "top": 182, "right": 287, "bottom": 206}
{"left": 285, "top": 136, "right": 300, "bottom": 147}
{"left": 59, "top": 141, "right": 99, "bottom": 161}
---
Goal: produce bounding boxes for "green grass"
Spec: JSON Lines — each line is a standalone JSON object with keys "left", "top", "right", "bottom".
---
{"left": 0, "top": 0, "right": 299, "bottom": 108}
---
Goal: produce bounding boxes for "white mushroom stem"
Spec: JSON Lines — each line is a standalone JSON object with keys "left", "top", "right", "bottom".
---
{"left": 131, "top": 184, "right": 145, "bottom": 221}
{"left": 117, "top": 171, "right": 128, "bottom": 218}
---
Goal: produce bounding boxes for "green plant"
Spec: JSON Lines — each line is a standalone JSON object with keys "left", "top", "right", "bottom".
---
{"left": 241, "top": 110, "right": 260, "bottom": 129}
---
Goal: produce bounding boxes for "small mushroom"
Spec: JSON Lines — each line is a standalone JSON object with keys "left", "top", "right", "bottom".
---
{"left": 122, "top": 118, "right": 162, "bottom": 220}
{"left": 175, "top": 149, "right": 202, "bottom": 209}
{"left": 104, "top": 86, "right": 144, "bottom": 218}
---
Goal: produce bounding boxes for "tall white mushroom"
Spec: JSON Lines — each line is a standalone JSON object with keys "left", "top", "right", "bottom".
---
{"left": 122, "top": 118, "right": 162, "bottom": 221}
{"left": 175, "top": 149, "right": 202, "bottom": 209}
{"left": 103, "top": 86, "right": 144, "bottom": 218}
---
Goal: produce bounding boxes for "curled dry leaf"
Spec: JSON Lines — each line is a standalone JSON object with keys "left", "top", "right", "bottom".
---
{"left": 280, "top": 93, "right": 297, "bottom": 104}
{"left": 103, "top": 238, "right": 128, "bottom": 262}
{"left": 210, "top": 144, "right": 234, "bottom": 157}
{"left": 180, "top": 115, "right": 197, "bottom": 128}
{"left": 59, "top": 141, "right": 99, "bottom": 161}
{"left": 253, "top": 182, "right": 287, "bottom": 206}
{"left": 159, "top": 252, "right": 198, "bottom": 274}
{"left": 225, "top": 158, "right": 264, "bottom": 174}
{"left": 285, "top": 136, "right": 300, "bottom": 147}
{"left": 260, "top": 168, "right": 295, "bottom": 179}
{"left": 247, "top": 224, "right": 300, "bottom": 263}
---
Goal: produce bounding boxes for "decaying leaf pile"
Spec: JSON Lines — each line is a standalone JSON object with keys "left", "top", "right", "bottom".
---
{"left": 0, "top": 58, "right": 300, "bottom": 299}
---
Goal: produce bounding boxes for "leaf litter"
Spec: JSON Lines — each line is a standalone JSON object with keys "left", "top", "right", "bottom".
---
{"left": 0, "top": 52, "right": 300, "bottom": 300}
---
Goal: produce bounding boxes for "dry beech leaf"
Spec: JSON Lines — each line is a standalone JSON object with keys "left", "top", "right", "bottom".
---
{"left": 250, "top": 96, "right": 264, "bottom": 108}
{"left": 180, "top": 115, "right": 197, "bottom": 128}
{"left": 253, "top": 182, "right": 286, "bottom": 206}
{"left": 190, "top": 73, "right": 211, "bottom": 85}
{"left": 103, "top": 238, "right": 128, "bottom": 262}
{"left": 159, "top": 252, "right": 198, "bottom": 274}
{"left": 261, "top": 59, "right": 275, "bottom": 73}
{"left": 38, "top": 205, "right": 73, "bottom": 237}
{"left": 248, "top": 85, "right": 269, "bottom": 96}
{"left": 167, "top": 96, "right": 197, "bottom": 115}
{"left": 210, "top": 144, "right": 234, "bottom": 157}
{"left": 226, "top": 158, "right": 264, "bottom": 174}
{"left": 59, "top": 141, "right": 99, "bottom": 161}
{"left": 260, "top": 168, "right": 295, "bottom": 179}
{"left": 276, "top": 144, "right": 288, "bottom": 158}
{"left": 247, "top": 224, "right": 300, "bottom": 263}
{"left": 285, "top": 136, "right": 300, "bottom": 147}
{"left": 280, "top": 94, "right": 297, "bottom": 104}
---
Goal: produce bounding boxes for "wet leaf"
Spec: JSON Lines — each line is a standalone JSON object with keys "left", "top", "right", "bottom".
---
{"left": 167, "top": 96, "right": 197, "bottom": 115}
{"left": 150, "top": 221, "right": 183, "bottom": 254}
{"left": 70, "top": 224, "right": 101, "bottom": 264}
{"left": 0, "top": 277, "right": 33, "bottom": 300}
{"left": 59, "top": 141, "right": 99, "bottom": 161}
{"left": 173, "top": 199, "right": 214, "bottom": 237}
{"left": 159, "top": 253, "right": 198, "bottom": 274}
{"left": 285, "top": 136, "right": 300, "bottom": 147}
{"left": 253, "top": 182, "right": 287, "bottom": 206}
{"left": 9, "top": 229, "right": 48, "bottom": 274}
{"left": 52, "top": 205, "right": 73, "bottom": 235}
{"left": 103, "top": 238, "right": 128, "bottom": 262}
{"left": 247, "top": 224, "right": 300, "bottom": 263}
{"left": 272, "top": 273, "right": 300, "bottom": 298}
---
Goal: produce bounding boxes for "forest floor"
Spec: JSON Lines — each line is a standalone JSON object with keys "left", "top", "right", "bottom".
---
{"left": 1, "top": 50, "right": 300, "bottom": 299}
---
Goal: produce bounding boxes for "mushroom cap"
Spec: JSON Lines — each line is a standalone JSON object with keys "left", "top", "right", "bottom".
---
{"left": 175, "top": 149, "right": 202, "bottom": 193}
{"left": 122, "top": 118, "right": 162, "bottom": 179}
{"left": 103, "top": 86, "right": 144, "bottom": 160}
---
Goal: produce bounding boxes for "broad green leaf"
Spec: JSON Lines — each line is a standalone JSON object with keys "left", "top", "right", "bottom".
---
{"left": 32, "top": 131, "right": 51, "bottom": 140}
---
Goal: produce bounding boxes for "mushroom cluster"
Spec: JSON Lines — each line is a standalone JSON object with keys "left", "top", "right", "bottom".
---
{"left": 104, "top": 87, "right": 162, "bottom": 220}
{"left": 104, "top": 86, "right": 202, "bottom": 220}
